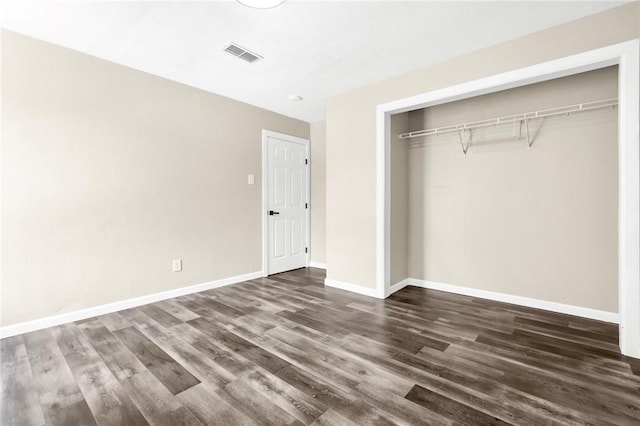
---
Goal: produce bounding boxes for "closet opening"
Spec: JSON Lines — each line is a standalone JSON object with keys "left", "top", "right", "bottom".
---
{"left": 376, "top": 40, "right": 639, "bottom": 358}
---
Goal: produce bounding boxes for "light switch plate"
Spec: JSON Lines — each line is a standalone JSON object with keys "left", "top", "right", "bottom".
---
{"left": 248, "top": 174, "right": 255, "bottom": 185}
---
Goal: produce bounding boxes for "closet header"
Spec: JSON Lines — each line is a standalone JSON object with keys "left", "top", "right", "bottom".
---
{"left": 399, "top": 97, "right": 618, "bottom": 154}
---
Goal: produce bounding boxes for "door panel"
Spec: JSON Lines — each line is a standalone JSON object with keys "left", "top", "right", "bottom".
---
{"left": 274, "top": 218, "right": 286, "bottom": 258}
{"left": 274, "top": 168, "right": 286, "bottom": 207}
{"left": 291, "top": 169, "right": 303, "bottom": 206}
{"left": 291, "top": 217, "right": 302, "bottom": 255}
{"left": 266, "top": 133, "right": 308, "bottom": 275}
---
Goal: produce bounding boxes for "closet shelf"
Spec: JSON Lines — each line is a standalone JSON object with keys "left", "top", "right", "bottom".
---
{"left": 398, "top": 98, "right": 618, "bottom": 154}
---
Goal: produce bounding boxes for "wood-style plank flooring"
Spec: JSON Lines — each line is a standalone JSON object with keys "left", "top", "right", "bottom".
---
{"left": 2, "top": 267, "right": 639, "bottom": 425}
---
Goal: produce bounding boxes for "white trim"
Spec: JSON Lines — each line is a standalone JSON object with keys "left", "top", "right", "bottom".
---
{"left": 376, "top": 110, "right": 391, "bottom": 303}
{"left": 309, "top": 261, "right": 327, "bottom": 269}
{"left": 386, "top": 278, "right": 410, "bottom": 297}
{"left": 409, "top": 279, "right": 619, "bottom": 324}
{"left": 305, "top": 141, "right": 311, "bottom": 268}
{"left": 261, "top": 130, "right": 311, "bottom": 276}
{"left": 324, "top": 278, "right": 384, "bottom": 299}
{"left": 262, "top": 130, "right": 269, "bottom": 277}
{"left": 617, "top": 41, "right": 640, "bottom": 357}
{"left": 0, "top": 271, "right": 263, "bottom": 339}
{"left": 376, "top": 40, "right": 640, "bottom": 357}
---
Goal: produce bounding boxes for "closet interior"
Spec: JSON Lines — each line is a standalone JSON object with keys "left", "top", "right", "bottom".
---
{"left": 390, "top": 66, "right": 619, "bottom": 313}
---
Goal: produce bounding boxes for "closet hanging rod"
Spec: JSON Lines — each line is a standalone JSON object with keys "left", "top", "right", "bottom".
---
{"left": 398, "top": 98, "right": 618, "bottom": 140}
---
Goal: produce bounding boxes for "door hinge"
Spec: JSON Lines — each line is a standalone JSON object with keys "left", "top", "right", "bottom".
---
{"left": 305, "top": 247, "right": 308, "bottom": 253}
{"left": 305, "top": 159, "right": 308, "bottom": 165}
{"left": 305, "top": 202, "right": 308, "bottom": 209}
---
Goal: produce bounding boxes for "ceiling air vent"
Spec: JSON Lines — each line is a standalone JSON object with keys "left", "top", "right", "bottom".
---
{"left": 223, "top": 43, "right": 263, "bottom": 64}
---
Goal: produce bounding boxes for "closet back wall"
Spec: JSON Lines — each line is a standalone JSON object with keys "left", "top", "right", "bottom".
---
{"left": 406, "top": 66, "right": 618, "bottom": 312}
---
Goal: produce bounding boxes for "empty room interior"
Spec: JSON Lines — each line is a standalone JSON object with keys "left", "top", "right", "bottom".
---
{"left": 2, "top": 1, "right": 640, "bottom": 425}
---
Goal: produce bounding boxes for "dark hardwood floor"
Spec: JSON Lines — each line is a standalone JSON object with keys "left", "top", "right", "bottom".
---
{"left": 2, "top": 267, "right": 639, "bottom": 425}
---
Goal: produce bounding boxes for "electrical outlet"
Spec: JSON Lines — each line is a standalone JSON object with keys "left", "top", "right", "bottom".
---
{"left": 172, "top": 259, "right": 182, "bottom": 272}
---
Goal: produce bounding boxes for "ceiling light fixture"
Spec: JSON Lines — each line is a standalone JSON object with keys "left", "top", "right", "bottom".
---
{"left": 237, "top": 0, "right": 285, "bottom": 9}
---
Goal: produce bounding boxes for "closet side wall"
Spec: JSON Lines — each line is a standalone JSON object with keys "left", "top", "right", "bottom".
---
{"left": 391, "top": 113, "right": 410, "bottom": 286}
{"left": 407, "top": 67, "right": 618, "bottom": 312}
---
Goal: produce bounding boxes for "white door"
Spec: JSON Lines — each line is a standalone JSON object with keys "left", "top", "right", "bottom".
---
{"left": 264, "top": 131, "right": 309, "bottom": 275}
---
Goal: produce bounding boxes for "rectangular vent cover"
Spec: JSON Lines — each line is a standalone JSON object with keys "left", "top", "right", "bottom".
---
{"left": 223, "top": 43, "right": 263, "bottom": 63}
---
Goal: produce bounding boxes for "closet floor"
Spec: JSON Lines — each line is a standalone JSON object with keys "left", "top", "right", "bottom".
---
{"left": 2, "top": 267, "right": 639, "bottom": 425}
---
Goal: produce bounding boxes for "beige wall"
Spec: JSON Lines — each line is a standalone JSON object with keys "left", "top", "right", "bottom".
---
{"left": 1, "top": 30, "right": 309, "bottom": 326}
{"left": 408, "top": 67, "right": 617, "bottom": 311}
{"left": 390, "top": 113, "right": 409, "bottom": 285}
{"left": 325, "top": 2, "right": 639, "bottom": 291}
{"left": 310, "top": 121, "right": 326, "bottom": 265}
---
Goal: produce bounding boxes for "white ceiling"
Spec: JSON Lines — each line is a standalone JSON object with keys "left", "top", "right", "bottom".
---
{"left": 1, "top": 1, "right": 625, "bottom": 122}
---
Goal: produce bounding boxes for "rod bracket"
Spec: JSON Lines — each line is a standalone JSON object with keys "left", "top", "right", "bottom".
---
{"left": 457, "top": 129, "right": 470, "bottom": 155}
{"left": 524, "top": 118, "right": 533, "bottom": 149}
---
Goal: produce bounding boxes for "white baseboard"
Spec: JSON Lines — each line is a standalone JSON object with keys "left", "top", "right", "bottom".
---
{"left": 386, "top": 278, "right": 410, "bottom": 297}
{"left": 409, "top": 278, "right": 619, "bottom": 324}
{"left": 5, "top": 271, "right": 616, "bottom": 339}
{"left": 309, "top": 261, "right": 327, "bottom": 269}
{"left": 324, "top": 278, "right": 384, "bottom": 298}
{"left": 0, "top": 271, "right": 263, "bottom": 339}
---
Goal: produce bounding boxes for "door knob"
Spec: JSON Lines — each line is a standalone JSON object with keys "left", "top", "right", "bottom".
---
{"left": 269, "top": 210, "right": 280, "bottom": 215}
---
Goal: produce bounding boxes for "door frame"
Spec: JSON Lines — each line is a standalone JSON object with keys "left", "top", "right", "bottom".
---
{"left": 376, "top": 40, "right": 640, "bottom": 357}
{"left": 262, "top": 129, "right": 311, "bottom": 276}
